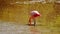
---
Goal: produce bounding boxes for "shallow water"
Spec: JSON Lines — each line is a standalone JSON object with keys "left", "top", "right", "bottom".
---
{"left": 0, "top": 21, "right": 60, "bottom": 34}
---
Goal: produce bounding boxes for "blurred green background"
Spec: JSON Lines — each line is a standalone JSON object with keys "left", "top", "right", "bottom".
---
{"left": 0, "top": 0, "right": 60, "bottom": 26}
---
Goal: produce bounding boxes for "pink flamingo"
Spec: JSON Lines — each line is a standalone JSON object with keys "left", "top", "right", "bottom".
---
{"left": 29, "top": 10, "right": 41, "bottom": 26}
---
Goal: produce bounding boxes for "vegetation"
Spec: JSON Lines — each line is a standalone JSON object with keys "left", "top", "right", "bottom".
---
{"left": 0, "top": 0, "right": 60, "bottom": 26}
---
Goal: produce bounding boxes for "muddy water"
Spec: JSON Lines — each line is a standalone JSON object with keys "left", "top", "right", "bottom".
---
{"left": 0, "top": 21, "right": 60, "bottom": 34}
